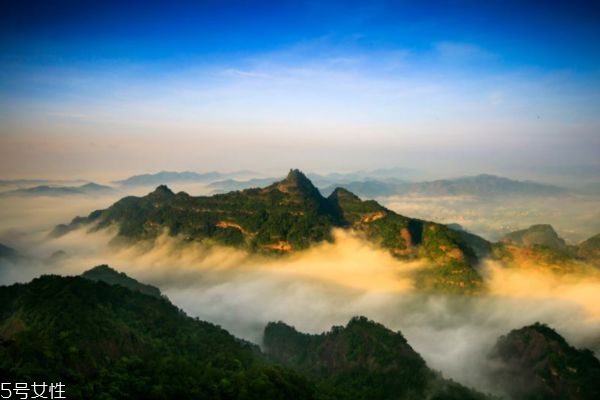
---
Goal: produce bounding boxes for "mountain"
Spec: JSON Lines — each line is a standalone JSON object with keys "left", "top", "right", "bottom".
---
{"left": 501, "top": 224, "right": 569, "bottom": 252}
{"left": 0, "top": 273, "right": 316, "bottom": 399}
{"left": 81, "top": 264, "right": 162, "bottom": 299}
{"left": 412, "top": 174, "right": 566, "bottom": 196}
{"left": 493, "top": 225, "right": 583, "bottom": 271}
{"left": 0, "top": 182, "right": 114, "bottom": 197}
{"left": 488, "top": 323, "right": 600, "bottom": 399}
{"left": 307, "top": 167, "right": 426, "bottom": 184}
{"left": 0, "top": 179, "right": 87, "bottom": 187}
{"left": 263, "top": 317, "right": 488, "bottom": 399}
{"left": 321, "top": 174, "right": 566, "bottom": 199}
{"left": 577, "top": 233, "right": 600, "bottom": 266}
{"left": 53, "top": 169, "right": 488, "bottom": 293}
{"left": 321, "top": 178, "right": 404, "bottom": 197}
{"left": 114, "top": 170, "right": 225, "bottom": 186}
{"left": 0, "top": 269, "right": 496, "bottom": 399}
{"left": 207, "top": 177, "right": 280, "bottom": 193}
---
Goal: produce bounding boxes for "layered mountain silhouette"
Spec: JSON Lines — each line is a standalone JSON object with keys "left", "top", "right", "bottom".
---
{"left": 52, "top": 169, "right": 490, "bottom": 293}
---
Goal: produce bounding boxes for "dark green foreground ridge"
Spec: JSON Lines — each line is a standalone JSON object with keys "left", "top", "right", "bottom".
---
{"left": 264, "top": 317, "right": 488, "bottom": 400}
{"left": 489, "top": 323, "right": 600, "bottom": 400}
{"left": 0, "top": 269, "right": 489, "bottom": 400}
{"left": 2, "top": 267, "right": 599, "bottom": 399}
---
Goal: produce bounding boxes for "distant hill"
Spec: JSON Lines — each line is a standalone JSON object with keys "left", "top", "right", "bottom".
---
{"left": 263, "top": 317, "right": 488, "bottom": 400}
{"left": 81, "top": 264, "right": 162, "bottom": 298}
{"left": 308, "top": 167, "right": 426, "bottom": 184}
{"left": 114, "top": 171, "right": 226, "bottom": 186}
{"left": 0, "top": 182, "right": 114, "bottom": 197}
{"left": 53, "top": 169, "right": 489, "bottom": 293}
{"left": 207, "top": 177, "right": 279, "bottom": 193}
{"left": 488, "top": 323, "right": 600, "bottom": 399}
{"left": 493, "top": 224, "right": 592, "bottom": 271}
{"left": 321, "top": 174, "right": 566, "bottom": 198}
{"left": 0, "top": 179, "right": 87, "bottom": 187}
{"left": 577, "top": 233, "right": 600, "bottom": 266}
{"left": 501, "top": 224, "right": 569, "bottom": 252}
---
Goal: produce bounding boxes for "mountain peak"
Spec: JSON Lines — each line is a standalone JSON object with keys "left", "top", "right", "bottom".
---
{"left": 150, "top": 184, "right": 174, "bottom": 197}
{"left": 284, "top": 168, "right": 310, "bottom": 184}
{"left": 275, "top": 169, "right": 319, "bottom": 195}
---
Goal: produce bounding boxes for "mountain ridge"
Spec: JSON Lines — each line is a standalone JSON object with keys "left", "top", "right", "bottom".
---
{"left": 263, "top": 316, "right": 488, "bottom": 399}
{"left": 321, "top": 173, "right": 567, "bottom": 198}
{"left": 50, "top": 169, "right": 600, "bottom": 292}
{"left": 0, "top": 182, "right": 114, "bottom": 197}
{"left": 81, "top": 264, "right": 162, "bottom": 298}
{"left": 2, "top": 267, "right": 598, "bottom": 399}
{"left": 52, "top": 169, "right": 488, "bottom": 293}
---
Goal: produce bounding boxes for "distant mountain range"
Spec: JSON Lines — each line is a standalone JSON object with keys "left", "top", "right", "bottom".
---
{"left": 0, "top": 182, "right": 114, "bottom": 197}
{"left": 207, "top": 177, "right": 279, "bottom": 193}
{"left": 113, "top": 170, "right": 261, "bottom": 186}
{"left": 0, "top": 179, "right": 87, "bottom": 187}
{"left": 1, "top": 268, "right": 597, "bottom": 399}
{"left": 1, "top": 170, "right": 571, "bottom": 199}
{"left": 320, "top": 174, "right": 567, "bottom": 198}
{"left": 114, "top": 171, "right": 225, "bottom": 186}
{"left": 206, "top": 173, "right": 567, "bottom": 198}
{"left": 51, "top": 169, "right": 600, "bottom": 293}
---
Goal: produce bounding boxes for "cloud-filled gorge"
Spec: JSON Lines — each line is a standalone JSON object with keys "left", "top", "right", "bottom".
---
{"left": 1, "top": 202, "right": 599, "bottom": 396}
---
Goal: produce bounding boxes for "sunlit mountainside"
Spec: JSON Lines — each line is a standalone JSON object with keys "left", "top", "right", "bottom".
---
{"left": 49, "top": 169, "right": 600, "bottom": 295}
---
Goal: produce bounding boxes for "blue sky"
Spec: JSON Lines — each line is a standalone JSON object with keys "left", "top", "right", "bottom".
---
{"left": 0, "top": 0, "right": 599, "bottom": 179}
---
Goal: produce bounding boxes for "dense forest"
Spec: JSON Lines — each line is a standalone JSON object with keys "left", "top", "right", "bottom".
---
{"left": 1, "top": 267, "right": 598, "bottom": 399}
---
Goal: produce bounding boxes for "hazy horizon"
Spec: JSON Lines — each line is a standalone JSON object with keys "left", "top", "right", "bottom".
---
{"left": 1, "top": 1, "right": 599, "bottom": 182}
